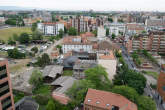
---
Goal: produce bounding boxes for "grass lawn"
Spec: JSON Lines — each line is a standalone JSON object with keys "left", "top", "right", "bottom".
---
{"left": 142, "top": 71, "right": 158, "bottom": 79}
{"left": 33, "top": 85, "right": 51, "bottom": 95}
{"left": 63, "top": 70, "right": 73, "bottom": 76}
{"left": 0, "top": 27, "right": 32, "bottom": 42}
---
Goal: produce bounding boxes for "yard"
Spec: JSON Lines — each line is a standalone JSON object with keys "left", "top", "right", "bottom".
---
{"left": 32, "top": 85, "right": 51, "bottom": 95}
{"left": 0, "top": 27, "right": 32, "bottom": 42}
{"left": 142, "top": 71, "right": 158, "bottom": 79}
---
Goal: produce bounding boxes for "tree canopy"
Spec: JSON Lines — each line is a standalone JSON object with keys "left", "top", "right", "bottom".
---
{"left": 7, "top": 48, "right": 25, "bottom": 59}
{"left": 37, "top": 53, "right": 51, "bottom": 67}
{"left": 137, "top": 96, "right": 156, "bottom": 110}
{"left": 112, "top": 86, "right": 139, "bottom": 103}
{"left": 85, "top": 65, "right": 111, "bottom": 90}
{"left": 29, "top": 69, "right": 43, "bottom": 87}
{"left": 19, "top": 33, "right": 30, "bottom": 44}
{"left": 68, "top": 27, "right": 77, "bottom": 36}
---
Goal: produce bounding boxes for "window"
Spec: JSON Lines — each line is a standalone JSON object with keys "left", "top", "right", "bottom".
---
{"left": 111, "top": 106, "right": 119, "bottom": 110}
{"left": 0, "top": 81, "right": 9, "bottom": 97}
{"left": 0, "top": 65, "right": 6, "bottom": 71}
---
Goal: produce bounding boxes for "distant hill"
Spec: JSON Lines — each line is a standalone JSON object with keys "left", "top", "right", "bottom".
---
{"left": 0, "top": 6, "right": 36, "bottom": 11}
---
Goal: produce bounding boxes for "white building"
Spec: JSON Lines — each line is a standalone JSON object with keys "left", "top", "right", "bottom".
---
{"left": 0, "top": 17, "right": 5, "bottom": 25}
{"left": 62, "top": 36, "right": 93, "bottom": 53}
{"left": 109, "top": 23, "right": 126, "bottom": 36}
{"left": 37, "top": 23, "right": 64, "bottom": 36}
{"left": 98, "top": 50, "right": 117, "bottom": 80}
{"left": 97, "top": 26, "right": 106, "bottom": 40}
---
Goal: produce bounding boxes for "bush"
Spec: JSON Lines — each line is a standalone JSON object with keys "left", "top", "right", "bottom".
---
{"left": 34, "top": 94, "right": 50, "bottom": 105}
{"left": 7, "top": 48, "right": 25, "bottom": 59}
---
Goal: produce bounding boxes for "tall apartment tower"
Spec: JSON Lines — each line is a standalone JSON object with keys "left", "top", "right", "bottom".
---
{"left": 0, "top": 59, "right": 15, "bottom": 110}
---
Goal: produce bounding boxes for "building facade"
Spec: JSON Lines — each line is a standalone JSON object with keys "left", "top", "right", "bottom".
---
{"left": 125, "top": 31, "right": 165, "bottom": 54}
{"left": 37, "top": 23, "right": 64, "bottom": 36}
{"left": 0, "top": 60, "right": 15, "bottom": 110}
{"left": 62, "top": 36, "right": 93, "bottom": 53}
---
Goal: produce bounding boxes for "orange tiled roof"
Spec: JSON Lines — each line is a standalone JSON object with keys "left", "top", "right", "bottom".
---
{"left": 84, "top": 89, "right": 137, "bottom": 110}
{"left": 99, "top": 51, "right": 115, "bottom": 60}
{"left": 52, "top": 92, "right": 70, "bottom": 105}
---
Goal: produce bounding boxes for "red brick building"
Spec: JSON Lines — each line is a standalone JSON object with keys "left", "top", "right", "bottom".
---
{"left": 0, "top": 59, "right": 15, "bottom": 110}
{"left": 125, "top": 31, "right": 165, "bottom": 54}
{"left": 84, "top": 89, "right": 137, "bottom": 110}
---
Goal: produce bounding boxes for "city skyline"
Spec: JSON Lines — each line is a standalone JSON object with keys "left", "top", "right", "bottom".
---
{"left": 0, "top": 0, "right": 165, "bottom": 11}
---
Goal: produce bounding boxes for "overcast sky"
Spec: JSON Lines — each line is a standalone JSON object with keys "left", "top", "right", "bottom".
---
{"left": 0, "top": 0, "right": 165, "bottom": 11}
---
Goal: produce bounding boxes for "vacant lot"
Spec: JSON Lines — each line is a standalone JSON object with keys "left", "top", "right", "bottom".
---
{"left": 0, "top": 27, "right": 32, "bottom": 41}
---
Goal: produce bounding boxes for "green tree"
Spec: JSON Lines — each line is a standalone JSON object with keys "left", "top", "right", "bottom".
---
{"left": 19, "top": 33, "right": 30, "bottom": 44}
{"left": 108, "top": 17, "right": 113, "bottom": 22}
{"left": 92, "top": 30, "right": 97, "bottom": 37}
{"left": 66, "top": 80, "right": 95, "bottom": 106}
{"left": 31, "top": 22, "right": 37, "bottom": 32}
{"left": 64, "top": 26, "right": 67, "bottom": 34}
{"left": 58, "top": 29, "right": 64, "bottom": 38}
{"left": 7, "top": 48, "right": 25, "bottom": 59}
{"left": 137, "top": 96, "right": 156, "bottom": 110}
{"left": 31, "top": 46, "right": 38, "bottom": 54}
{"left": 106, "top": 28, "right": 109, "bottom": 36}
{"left": 8, "top": 37, "right": 16, "bottom": 45}
{"left": 37, "top": 53, "right": 51, "bottom": 67}
{"left": 112, "top": 86, "right": 139, "bottom": 103}
{"left": 29, "top": 69, "right": 43, "bottom": 87}
{"left": 32, "top": 30, "right": 43, "bottom": 40}
{"left": 56, "top": 45, "right": 62, "bottom": 54}
{"left": 112, "top": 33, "right": 116, "bottom": 39}
{"left": 85, "top": 65, "right": 111, "bottom": 90}
{"left": 46, "top": 99, "right": 55, "bottom": 110}
{"left": 68, "top": 27, "right": 77, "bottom": 36}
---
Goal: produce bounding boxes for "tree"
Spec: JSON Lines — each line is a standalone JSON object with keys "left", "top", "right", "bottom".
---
{"left": 46, "top": 99, "right": 55, "bottom": 110}
{"left": 19, "top": 33, "right": 30, "bottom": 44}
{"left": 56, "top": 45, "right": 62, "bottom": 54}
{"left": 64, "top": 26, "right": 67, "bottom": 34}
{"left": 112, "top": 86, "right": 139, "bottom": 103}
{"left": 29, "top": 69, "right": 43, "bottom": 87}
{"left": 8, "top": 37, "right": 16, "bottom": 45}
{"left": 32, "top": 30, "right": 43, "bottom": 40}
{"left": 66, "top": 79, "right": 95, "bottom": 106}
{"left": 31, "top": 46, "right": 38, "bottom": 54}
{"left": 7, "top": 48, "right": 25, "bottom": 59}
{"left": 37, "top": 53, "right": 51, "bottom": 67}
{"left": 108, "top": 17, "right": 113, "bottom": 22}
{"left": 112, "top": 33, "right": 116, "bottom": 39}
{"left": 5, "top": 19, "right": 16, "bottom": 25}
{"left": 137, "top": 96, "right": 156, "bottom": 110}
{"left": 58, "top": 29, "right": 64, "bottom": 38}
{"left": 92, "top": 30, "right": 97, "bottom": 37}
{"left": 106, "top": 28, "right": 109, "bottom": 36}
{"left": 68, "top": 27, "right": 77, "bottom": 36}
{"left": 85, "top": 65, "right": 111, "bottom": 90}
{"left": 31, "top": 22, "right": 37, "bottom": 32}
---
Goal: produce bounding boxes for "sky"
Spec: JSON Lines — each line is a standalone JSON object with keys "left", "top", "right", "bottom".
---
{"left": 0, "top": 0, "right": 165, "bottom": 11}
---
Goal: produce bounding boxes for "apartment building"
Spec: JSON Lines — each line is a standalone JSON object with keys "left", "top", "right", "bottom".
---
{"left": 37, "top": 22, "right": 64, "bottom": 36}
{"left": 126, "top": 23, "right": 145, "bottom": 35}
{"left": 108, "top": 23, "right": 126, "bottom": 36}
{"left": 97, "top": 26, "right": 106, "bottom": 40}
{"left": 70, "top": 16, "right": 104, "bottom": 33}
{"left": 84, "top": 88, "right": 137, "bottom": 110}
{"left": 125, "top": 31, "right": 165, "bottom": 54}
{"left": 62, "top": 36, "right": 93, "bottom": 53}
{"left": 0, "top": 59, "right": 15, "bottom": 110}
